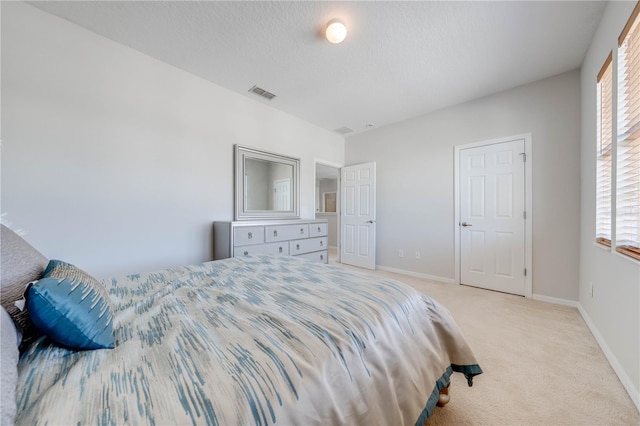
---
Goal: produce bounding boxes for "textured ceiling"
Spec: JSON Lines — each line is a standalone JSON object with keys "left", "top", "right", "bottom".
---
{"left": 29, "top": 1, "right": 606, "bottom": 135}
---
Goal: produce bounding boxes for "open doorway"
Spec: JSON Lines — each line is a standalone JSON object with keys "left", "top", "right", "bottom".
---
{"left": 315, "top": 162, "right": 340, "bottom": 263}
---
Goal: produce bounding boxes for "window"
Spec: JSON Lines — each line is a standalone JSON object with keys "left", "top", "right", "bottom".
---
{"left": 596, "top": 52, "right": 613, "bottom": 247}
{"left": 616, "top": 1, "right": 640, "bottom": 260}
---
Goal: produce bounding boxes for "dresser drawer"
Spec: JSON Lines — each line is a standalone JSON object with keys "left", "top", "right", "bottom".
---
{"left": 234, "top": 242, "right": 289, "bottom": 257}
{"left": 290, "top": 237, "right": 328, "bottom": 255}
{"left": 233, "top": 226, "right": 265, "bottom": 246}
{"left": 215, "top": 220, "right": 328, "bottom": 262}
{"left": 295, "top": 250, "right": 328, "bottom": 264}
{"left": 309, "top": 223, "right": 328, "bottom": 237}
{"left": 265, "top": 224, "right": 309, "bottom": 242}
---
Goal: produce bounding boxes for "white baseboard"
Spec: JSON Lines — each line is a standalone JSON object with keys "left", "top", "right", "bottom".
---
{"left": 375, "top": 265, "right": 455, "bottom": 284}
{"left": 531, "top": 294, "right": 579, "bottom": 308}
{"left": 533, "top": 295, "right": 639, "bottom": 411}
{"left": 373, "top": 268, "right": 640, "bottom": 411}
{"left": 577, "top": 304, "right": 640, "bottom": 412}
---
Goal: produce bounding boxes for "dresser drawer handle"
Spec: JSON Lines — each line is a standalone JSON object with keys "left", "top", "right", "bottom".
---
{"left": 243, "top": 251, "right": 249, "bottom": 256}
{"left": 320, "top": 241, "right": 323, "bottom": 246}
{"left": 300, "top": 228, "right": 304, "bottom": 234}
{"left": 248, "top": 232, "right": 252, "bottom": 239}
{"left": 279, "top": 246, "right": 283, "bottom": 253}
{"left": 317, "top": 226, "right": 321, "bottom": 232}
{"left": 320, "top": 254, "right": 324, "bottom": 261}
{"left": 296, "top": 244, "right": 300, "bottom": 250}
{"left": 273, "top": 230, "right": 278, "bottom": 237}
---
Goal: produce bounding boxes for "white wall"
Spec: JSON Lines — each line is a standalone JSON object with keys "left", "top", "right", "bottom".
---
{"left": 1, "top": 2, "right": 344, "bottom": 278}
{"left": 579, "top": 1, "right": 640, "bottom": 407}
{"left": 346, "top": 70, "right": 581, "bottom": 301}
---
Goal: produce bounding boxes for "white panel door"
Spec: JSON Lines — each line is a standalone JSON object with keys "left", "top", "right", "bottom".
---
{"left": 273, "top": 179, "right": 290, "bottom": 211}
{"left": 340, "top": 162, "right": 376, "bottom": 269}
{"left": 460, "top": 140, "right": 526, "bottom": 295}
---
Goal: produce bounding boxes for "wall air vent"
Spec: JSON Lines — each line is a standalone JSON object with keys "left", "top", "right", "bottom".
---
{"left": 248, "top": 85, "right": 276, "bottom": 100}
{"left": 334, "top": 126, "right": 353, "bottom": 135}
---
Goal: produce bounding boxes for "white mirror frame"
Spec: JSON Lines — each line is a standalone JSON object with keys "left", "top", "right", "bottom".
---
{"left": 234, "top": 145, "right": 300, "bottom": 221}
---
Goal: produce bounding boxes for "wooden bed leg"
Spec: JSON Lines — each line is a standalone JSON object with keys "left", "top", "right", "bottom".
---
{"left": 437, "top": 384, "right": 450, "bottom": 407}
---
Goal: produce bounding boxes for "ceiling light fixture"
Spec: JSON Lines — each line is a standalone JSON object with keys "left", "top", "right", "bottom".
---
{"left": 325, "top": 19, "right": 347, "bottom": 44}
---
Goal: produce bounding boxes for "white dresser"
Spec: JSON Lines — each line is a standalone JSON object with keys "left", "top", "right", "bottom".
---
{"left": 213, "top": 220, "right": 329, "bottom": 263}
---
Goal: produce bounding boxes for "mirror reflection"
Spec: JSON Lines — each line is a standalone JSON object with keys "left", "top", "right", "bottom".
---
{"left": 245, "top": 158, "right": 294, "bottom": 211}
{"left": 235, "top": 145, "right": 300, "bottom": 220}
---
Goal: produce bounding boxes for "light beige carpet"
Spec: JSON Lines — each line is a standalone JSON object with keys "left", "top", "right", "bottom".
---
{"left": 334, "top": 263, "right": 639, "bottom": 425}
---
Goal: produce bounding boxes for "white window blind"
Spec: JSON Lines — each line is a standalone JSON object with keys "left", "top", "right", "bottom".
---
{"left": 596, "top": 53, "right": 613, "bottom": 246}
{"left": 617, "top": 1, "right": 640, "bottom": 260}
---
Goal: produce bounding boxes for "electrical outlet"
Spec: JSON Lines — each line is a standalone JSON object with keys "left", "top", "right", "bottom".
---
{"left": 398, "top": 250, "right": 404, "bottom": 258}
{"left": 415, "top": 251, "right": 421, "bottom": 259}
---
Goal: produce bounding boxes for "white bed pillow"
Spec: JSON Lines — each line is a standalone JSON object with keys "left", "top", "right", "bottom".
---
{"left": 0, "top": 306, "right": 19, "bottom": 426}
{"left": 1, "top": 224, "right": 48, "bottom": 347}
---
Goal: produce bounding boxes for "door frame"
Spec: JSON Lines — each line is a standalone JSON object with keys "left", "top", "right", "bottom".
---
{"left": 314, "top": 159, "right": 342, "bottom": 262}
{"left": 454, "top": 133, "right": 533, "bottom": 298}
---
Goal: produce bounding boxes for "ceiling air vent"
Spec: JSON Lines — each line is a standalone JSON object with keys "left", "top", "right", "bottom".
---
{"left": 248, "top": 85, "right": 276, "bottom": 100}
{"left": 334, "top": 126, "right": 353, "bottom": 135}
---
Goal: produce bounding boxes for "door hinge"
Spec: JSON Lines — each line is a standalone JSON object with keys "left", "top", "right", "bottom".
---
{"left": 524, "top": 268, "right": 527, "bottom": 276}
{"left": 523, "top": 211, "right": 527, "bottom": 220}
{"left": 519, "top": 152, "right": 527, "bottom": 162}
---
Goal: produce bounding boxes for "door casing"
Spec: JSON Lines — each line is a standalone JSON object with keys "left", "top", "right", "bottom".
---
{"left": 314, "top": 159, "right": 343, "bottom": 262}
{"left": 454, "top": 134, "right": 533, "bottom": 298}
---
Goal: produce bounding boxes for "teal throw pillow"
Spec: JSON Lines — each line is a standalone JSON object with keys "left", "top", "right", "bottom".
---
{"left": 27, "top": 260, "right": 114, "bottom": 350}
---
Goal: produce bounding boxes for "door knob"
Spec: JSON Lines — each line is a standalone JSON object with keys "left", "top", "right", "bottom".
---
{"left": 460, "top": 222, "right": 473, "bottom": 227}
{"left": 366, "top": 220, "right": 376, "bottom": 224}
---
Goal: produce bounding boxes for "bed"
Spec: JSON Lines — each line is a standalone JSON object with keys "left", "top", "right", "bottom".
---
{"left": 0, "top": 224, "right": 481, "bottom": 425}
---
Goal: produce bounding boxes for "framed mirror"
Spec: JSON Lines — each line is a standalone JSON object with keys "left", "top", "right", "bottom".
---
{"left": 235, "top": 145, "right": 300, "bottom": 220}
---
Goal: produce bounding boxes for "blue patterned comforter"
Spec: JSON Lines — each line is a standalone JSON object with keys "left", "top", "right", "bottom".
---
{"left": 16, "top": 255, "right": 481, "bottom": 425}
